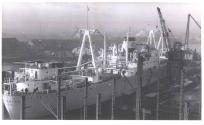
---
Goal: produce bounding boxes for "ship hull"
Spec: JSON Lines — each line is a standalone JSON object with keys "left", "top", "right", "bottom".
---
{"left": 3, "top": 65, "right": 167, "bottom": 119}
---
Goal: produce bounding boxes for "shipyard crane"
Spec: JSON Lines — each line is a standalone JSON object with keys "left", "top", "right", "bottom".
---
{"left": 156, "top": 7, "right": 171, "bottom": 51}
{"left": 184, "top": 14, "right": 201, "bottom": 49}
{"left": 146, "top": 30, "right": 157, "bottom": 49}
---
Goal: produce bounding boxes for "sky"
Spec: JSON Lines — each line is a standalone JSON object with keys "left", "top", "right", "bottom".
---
{"left": 2, "top": 3, "right": 201, "bottom": 40}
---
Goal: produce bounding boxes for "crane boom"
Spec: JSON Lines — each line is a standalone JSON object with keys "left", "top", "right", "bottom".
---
{"left": 185, "top": 14, "right": 201, "bottom": 49}
{"left": 157, "top": 7, "right": 170, "bottom": 50}
{"left": 190, "top": 14, "right": 201, "bottom": 28}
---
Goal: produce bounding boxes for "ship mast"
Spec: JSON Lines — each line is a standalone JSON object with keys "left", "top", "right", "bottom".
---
{"left": 126, "top": 33, "right": 129, "bottom": 64}
{"left": 103, "top": 32, "right": 107, "bottom": 68}
{"left": 76, "top": 6, "right": 97, "bottom": 73}
{"left": 86, "top": 5, "right": 89, "bottom": 30}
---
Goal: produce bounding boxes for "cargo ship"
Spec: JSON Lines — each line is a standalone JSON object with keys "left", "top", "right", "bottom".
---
{"left": 2, "top": 29, "right": 168, "bottom": 119}
{"left": 2, "top": 7, "right": 170, "bottom": 119}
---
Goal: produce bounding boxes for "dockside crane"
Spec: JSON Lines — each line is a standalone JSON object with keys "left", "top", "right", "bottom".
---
{"left": 184, "top": 14, "right": 201, "bottom": 49}
{"left": 157, "top": 7, "right": 171, "bottom": 51}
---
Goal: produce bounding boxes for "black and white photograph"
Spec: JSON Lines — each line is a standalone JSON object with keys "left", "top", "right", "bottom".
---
{"left": 1, "top": 2, "right": 201, "bottom": 120}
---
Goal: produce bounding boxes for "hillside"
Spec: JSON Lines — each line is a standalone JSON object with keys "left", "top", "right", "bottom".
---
{"left": 2, "top": 38, "right": 81, "bottom": 63}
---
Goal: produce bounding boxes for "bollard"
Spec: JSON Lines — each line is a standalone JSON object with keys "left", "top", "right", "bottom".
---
{"left": 96, "top": 93, "right": 101, "bottom": 120}
{"left": 20, "top": 95, "right": 25, "bottom": 120}
{"left": 111, "top": 77, "right": 116, "bottom": 120}
{"left": 61, "top": 96, "right": 66, "bottom": 120}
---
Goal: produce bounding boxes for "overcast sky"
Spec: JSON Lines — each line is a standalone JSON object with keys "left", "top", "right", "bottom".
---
{"left": 2, "top": 3, "right": 201, "bottom": 39}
